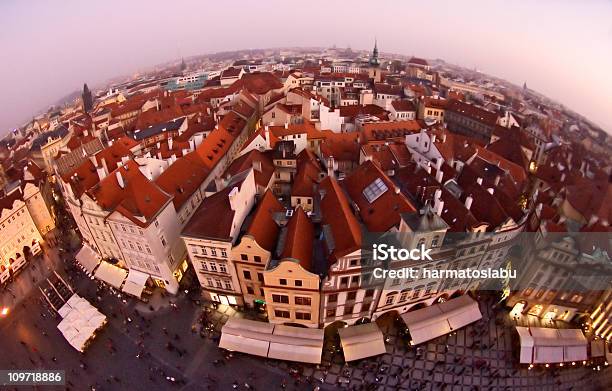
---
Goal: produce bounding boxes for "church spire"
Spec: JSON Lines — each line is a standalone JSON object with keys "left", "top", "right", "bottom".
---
{"left": 370, "top": 39, "right": 380, "bottom": 67}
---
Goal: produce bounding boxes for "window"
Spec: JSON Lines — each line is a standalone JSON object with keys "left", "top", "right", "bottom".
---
{"left": 431, "top": 235, "right": 440, "bottom": 248}
{"left": 219, "top": 264, "right": 227, "bottom": 273}
{"left": 246, "top": 286, "right": 254, "bottom": 294}
{"left": 243, "top": 270, "right": 251, "bottom": 280}
{"left": 257, "top": 273, "right": 264, "bottom": 282}
{"left": 206, "top": 277, "right": 213, "bottom": 287}
{"left": 351, "top": 275, "right": 360, "bottom": 285}
{"left": 221, "top": 249, "right": 227, "bottom": 258}
{"left": 241, "top": 254, "right": 248, "bottom": 261}
{"left": 254, "top": 256, "right": 261, "bottom": 263}
{"left": 361, "top": 302, "right": 371, "bottom": 312}
{"left": 211, "top": 248, "right": 217, "bottom": 256}
{"left": 365, "top": 289, "right": 374, "bottom": 298}
{"left": 223, "top": 281, "right": 232, "bottom": 290}
{"left": 279, "top": 279, "right": 287, "bottom": 286}
{"left": 340, "top": 277, "right": 349, "bottom": 287}
{"left": 385, "top": 295, "right": 395, "bottom": 305}
{"left": 294, "top": 280, "right": 302, "bottom": 287}
{"left": 329, "top": 294, "right": 338, "bottom": 303}
{"left": 399, "top": 291, "right": 409, "bottom": 302}
{"left": 160, "top": 236, "right": 166, "bottom": 247}
{"left": 272, "top": 294, "right": 289, "bottom": 304}
{"left": 296, "top": 312, "right": 311, "bottom": 320}
{"left": 362, "top": 178, "right": 388, "bottom": 203}
{"left": 200, "top": 262, "right": 208, "bottom": 271}
{"left": 295, "top": 297, "right": 312, "bottom": 306}
{"left": 326, "top": 308, "right": 336, "bottom": 317}
{"left": 344, "top": 305, "right": 354, "bottom": 315}
{"left": 347, "top": 291, "right": 357, "bottom": 301}
{"left": 349, "top": 259, "right": 358, "bottom": 267}
{"left": 214, "top": 278, "right": 222, "bottom": 288}
{"left": 274, "top": 309, "right": 290, "bottom": 318}
{"left": 209, "top": 263, "right": 218, "bottom": 272}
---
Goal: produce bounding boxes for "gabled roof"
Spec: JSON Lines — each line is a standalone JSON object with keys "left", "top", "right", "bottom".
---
{"left": 391, "top": 100, "right": 416, "bottom": 112}
{"left": 155, "top": 151, "right": 210, "bottom": 209}
{"left": 361, "top": 120, "right": 421, "bottom": 142}
{"left": 94, "top": 142, "right": 134, "bottom": 172}
{"left": 226, "top": 149, "right": 274, "bottom": 188}
{"left": 244, "top": 190, "right": 284, "bottom": 252}
{"left": 182, "top": 186, "right": 235, "bottom": 241}
{"left": 291, "top": 150, "right": 321, "bottom": 197}
{"left": 269, "top": 122, "right": 325, "bottom": 139}
{"left": 319, "top": 131, "right": 360, "bottom": 162}
{"left": 319, "top": 176, "right": 362, "bottom": 260}
{"left": 61, "top": 159, "right": 100, "bottom": 199}
{"left": 446, "top": 99, "right": 498, "bottom": 126}
{"left": 281, "top": 206, "right": 314, "bottom": 271}
{"left": 344, "top": 160, "right": 416, "bottom": 232}
{"left": 89, "top": 160, "right": 171, "bottom": 227}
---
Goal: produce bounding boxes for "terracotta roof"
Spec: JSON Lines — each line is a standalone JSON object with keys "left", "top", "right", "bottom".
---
{"left": 269, "top": 122, "right": 325, "bottom": 139}
{"left": 408, "top": 57, "right": 429, "bottom": 66}
{"left": 374, "top": 83, "right": 403, "bottom": 96}
{"left": 291, "top": 150, "right": 321, "bottom": 197}
{"left": 361, "top": 120, "right": 421, "bottom": 142}
{"left": 237, "top": 72, "right": 283, "bottom": 95}
{"left": 486, "top": 136, "right": 530, "bottom": 169}
{"left": 391, "top": 100, "right": 416, "bottom": 112}
{"left": 182, "top": 186, "right": 235, "bottom": 241}
{"left": 155, "top": 151, "right": 210, "bottom": 209}
{"left": 361, "top": 144, "right": 399, "bottom": 172}
{"left": 344, "top": 160, "right": 416, "bottom": 232}
{"left": 226, "top": 149, "right": 274, "bottom": 188}
{"left": 446, "top": 99, "right": 498, "bottom": 126}
{"left": 60, "top": 159, "right": 100, "bottom": 199}
{"left": 221, "top": 67, "right": 242, "bottom": 78}
{"left": 244, "top": 190, "right": 284, "bottom": 252}
{"left": 338, "top": 104, "right": 389, "bottom": 120}
{"left": 319, "top": 176, "right": 362, "bottom": 259}
{"left": 241, "top": 127, "right": 280, "bottom": 151}
{"left": 94, "top": 142, "right": 133, "bottom": 172}
{"left": 88, "top": 160, "right": 171, "bottom": 227}
{"left": 565, "top": 178, "right": 612, "bottom": 223}
{"left": 421, "top": 97, "right": 448, "bottom": 110}
{"left": 281, "top": 206, "right": 314, "bottom": 271}
{"left": 319, "top": 131, "right": 360, "bottom": 162}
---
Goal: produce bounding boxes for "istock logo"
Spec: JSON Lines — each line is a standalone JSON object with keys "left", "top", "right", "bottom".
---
{"left": 372, "top": 243, "right": 433, "bottom": 261}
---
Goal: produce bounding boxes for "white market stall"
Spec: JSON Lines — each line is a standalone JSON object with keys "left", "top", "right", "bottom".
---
{"left": 338, "top": 322, "right": 387, "bottom": 362}
{"left": 219, "top": 318, "right": 325, "bottom": 363}
{"left": 75, "top": 244, "right": 101, "bottom": 275}
{"left": 94, "top": 261, "right": 127, "bottom": 289}
{"left": 122, "top": 269, "right": 150, "bottom": 298}
{"left": 57, "top": 294, "right": 107, "bottom": 352}
{"left": 516, "top": 326, "right": 588, "bottom": 364}
{"left": 401, "top": 295, "right": 482, "bottom": 345}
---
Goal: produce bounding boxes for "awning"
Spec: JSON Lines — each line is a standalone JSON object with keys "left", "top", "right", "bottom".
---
{"left": 268, "top": 325, "right": 324, "bottom": 364}
{"left": 338, "top": 323, "right": 387, "bottom": 362}
{"left": 401, "top": 295, "right": 482, "bottom": 345}
{"left": 57, "top": 294, "right": 107, "bottom": 352}
{"left": 515, "top": 326, "right": 588, "bottom": 364}
{"left": 75, "top": 244, "right": 101, "bottom": 274}
{"left": 94, "top": 261, "right": 127, "bottom": 289}
{"left": 591, "top": 340, "right": 605, "bottom": 358}
{"left": 219, "top": 319, "right": 324, "bottom": 363}
{"left": 122, "top": 269, "right": 149, "bottom": 298}
{"left": 219, "top": 318, "right": 274, "bottom": 357}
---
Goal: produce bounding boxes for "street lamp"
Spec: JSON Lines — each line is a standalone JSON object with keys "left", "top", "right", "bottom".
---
{"left": 1, "top": 307, "right": 9, "bottom": 317}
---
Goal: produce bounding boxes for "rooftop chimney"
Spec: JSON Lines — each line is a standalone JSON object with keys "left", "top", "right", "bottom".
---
{"left": 168, "top": 137, "right": 173, "bottom": 150}
{"left": 116, "top": 171, "right": 125, "bottom": 189}
{"left": 327, "top": 156, "right": 335, "bottom": 179}
{"left": 465, "top": 195, "right": 474, "bottom": 210}
{"left": 252, "top": 160, "right": 262, "bottom": 172}
{"left": 494, "top": 175, "right": 500, "bottom": 186}
{"left": 476, "top": 177, "right": 483, "bottom": 185}
{"left": 487, "top": 188, "right": 494, "bottom": 195}
{"left": 435, "top": 168, "right": 443, "bottom": 183}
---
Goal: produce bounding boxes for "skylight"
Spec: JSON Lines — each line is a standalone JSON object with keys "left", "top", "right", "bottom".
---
{"left": 362, "top": 177, "right": 388, "bottom": 203}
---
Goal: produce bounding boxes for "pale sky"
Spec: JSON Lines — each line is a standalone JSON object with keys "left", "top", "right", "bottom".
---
{"left": 1, "top": 0, "right": 611, "bottom": 134}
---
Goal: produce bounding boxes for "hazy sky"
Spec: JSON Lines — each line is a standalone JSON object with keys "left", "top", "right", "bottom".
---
{"left": 1, "top": 0, "right": 611, "bottom": 134}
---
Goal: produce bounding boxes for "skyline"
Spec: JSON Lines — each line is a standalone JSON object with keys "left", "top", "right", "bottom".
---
{"left": 1, "top": 0, "right": 611, "bottom": 133}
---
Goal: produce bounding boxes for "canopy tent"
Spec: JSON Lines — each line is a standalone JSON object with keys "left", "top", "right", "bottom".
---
{"left": 590, "top": 340, "right": 606, "bottom": 358}
{"left": 401, "top": 295, "right": 482, "bottom": 345}
{"left": 219, "top": 318, "right": 274, "bottom": 357}
{"left": 219, "top": 319, "right": 325, "bottom": 363}
{"left": 94, "top": 261, "right": 127, "bottom": 289}
{"left": 338, "top": 323, "right": 387, "bottom": 362}
{"left": 268, "top": 325, "right": 324, "bottom": 364}
{"left": 75, "top": 244, "right": 101, "bottom": 274}
{"left": 122, "top": 269, "right": 149, "bottom": 298}
{"left": 57, "top": 294, "right": 107, "bottom": 352}
{"left": 516, "top": 326, "right": 588, "bottom": 364}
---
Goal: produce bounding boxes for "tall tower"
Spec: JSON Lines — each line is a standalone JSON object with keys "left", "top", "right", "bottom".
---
{"left": 368, "top": 39, "right": 381, "bottom": 83}
{"left": 82, "top": 83, "right": 93, "bottom": 113}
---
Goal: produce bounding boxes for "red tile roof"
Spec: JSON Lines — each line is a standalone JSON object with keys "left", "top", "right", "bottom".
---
{"left": 281, "top": 206, "right": 314, "bottom": 271}
{"left": 319, "top": 176, "right": 362, "bottom": 259}
{"left": 361, "top": 120, "right": 421, "bottom": 143}
{"left": 344, "top": 160, "right": 416, "bottom": 232}
{"left": 244, "top": 190, "right": 284, "bottom": 252}
{"left": 155, "top": 152, "right": 210, "bottom": 209}
{"left": 181, "top": 186, "right": 235, "bottom": 241}
{"left": 391, "top": 100, "right": 416, "bottom": 112}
